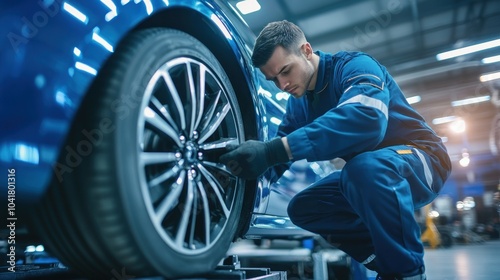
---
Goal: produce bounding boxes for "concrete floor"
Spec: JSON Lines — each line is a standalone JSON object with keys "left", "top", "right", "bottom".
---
{"left": 1, "top": 239, "right": 498, "bottom": 279}
{"left": 229, "top": 238, "right": 500, "bottom": 280}
{"left": 423, "top": 239, "right": 500, "bottom": 280}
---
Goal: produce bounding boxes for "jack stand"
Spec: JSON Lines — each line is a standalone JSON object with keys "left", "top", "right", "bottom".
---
{"left": 312, "top": 249, "right": 350, "bottom": 280}
{"left": 200, "top": 255, "right": 287, "bottom": 279}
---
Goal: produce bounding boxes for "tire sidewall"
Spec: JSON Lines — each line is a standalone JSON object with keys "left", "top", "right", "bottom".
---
{"left": 111, "top": 29, "right": 245, "bottom": 276}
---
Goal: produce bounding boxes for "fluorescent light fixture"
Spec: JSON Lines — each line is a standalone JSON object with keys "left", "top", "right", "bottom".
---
{"left": 406, "top": 95, "right": 421, "bottom": 104}
{"left": 236, "top": 0, "right": 261, "bottom": 15}
{"left": 451, "top": 95, "right": 491, "bottom": 107}
{"left": 432, "top": 116, "right": 456, "bottom": 125}
{"left": 482, "top": 55, "right": 500, "bottom": 64}
{"left": 62, "top": 3, "right": 88, "bottom": 24}
{"left": 480, "top": 71, "right": 500, "bottom": 82}
{"left": 436, "top": 38, "right": 500, "bottom": 61}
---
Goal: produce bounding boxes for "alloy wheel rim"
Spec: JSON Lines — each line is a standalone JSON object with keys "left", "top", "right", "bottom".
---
{"left": 137, "top": 57, "right": 241, "bottom": 254}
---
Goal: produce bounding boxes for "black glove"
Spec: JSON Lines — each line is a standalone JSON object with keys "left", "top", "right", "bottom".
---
{"left": 219, "top": 138, "right": 289, "bottom": 179}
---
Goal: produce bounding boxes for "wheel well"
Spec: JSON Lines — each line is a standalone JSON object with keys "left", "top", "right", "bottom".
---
{"left": 134, "top": 7, "right": 258, "bottom": 139}
{"left": 133, "top": 8, "right": 258, "bottom": 239}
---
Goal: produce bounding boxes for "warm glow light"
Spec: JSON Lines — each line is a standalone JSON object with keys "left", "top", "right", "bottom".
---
{"left": 436, "top": 38, "right": 500, "bottom": 60}
{"left": 459, "top": 156, "right": 470, "bottom": 167}
{"left": 449, "top": 119, "right": 466, "bottom": 133}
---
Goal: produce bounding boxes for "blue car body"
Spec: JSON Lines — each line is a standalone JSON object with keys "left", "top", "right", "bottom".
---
{"left": 1, "top": 0, "right": 331, "bottom": 238}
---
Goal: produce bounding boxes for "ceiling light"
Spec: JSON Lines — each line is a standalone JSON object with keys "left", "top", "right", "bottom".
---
{"left": 450, "top": 119, "right": 466, "bottom": 133}
{"left": 451, "top": 95, "right": 491, "bottom": 107}
{"left": 236, "top": 0, "right": 261, "bottom": 15}
{"left": 406, "top": 95, "right": 421, "bottom": 104}
{"left": 482, "top": 55, "right": 500, "bottom": 64}
{"left": 436, "top": 38, "right": 500, "bottom": 61}
{"left": 459, "top": 156, "right": 470, "bottom": 167}
{"left": 432, "top": 115, "right": 456, "bottom": 125}
{"left": 480, "top": 71, "right": 500, "bottom": 82}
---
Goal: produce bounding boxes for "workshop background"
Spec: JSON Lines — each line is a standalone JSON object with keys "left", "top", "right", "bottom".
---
{"left": 230, "top": 1, "right": 500, "bottom": 278}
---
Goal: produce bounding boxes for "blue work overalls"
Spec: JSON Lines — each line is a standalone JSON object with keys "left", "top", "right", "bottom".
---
{"left": 278, "top": 51, "right": 451, "bottom": 276}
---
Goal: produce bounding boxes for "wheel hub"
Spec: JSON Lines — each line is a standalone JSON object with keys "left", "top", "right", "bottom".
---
{"left": 182, "top": 140, "right": 200, "bottom": 165}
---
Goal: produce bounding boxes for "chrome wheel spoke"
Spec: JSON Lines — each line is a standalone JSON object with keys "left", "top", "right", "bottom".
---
{"left": 198, "top": 90, "right": 221, "bottom": 134}
{"left": 187, "top": 62, "right": 197, "bottom": 138}
{"left": 144, "top": 107, "right": 182, "bottom": 147}
{"left": 198, "top": 164, "right": 230, "bottom": 218}
{"left": 150, "top": 96, "right": 178, "bottom": 132}
{"left": 193, "top": 64, "right": 206, "bottom": 133}
{"left": 140, "top": 152, "right": 177, "bottom": 166}
{"left": 154, "top": 170, "right": 186, "bottom": 224}
{"left": 202, "top": 161, "right": 236, "bottom": 178}
{"left": 175, "top": 176, "right": 195, "bottom": 247}
{"left": 196, "top": 180, "right": 211, "bottom": 245}
{"left": 149, "top": 163, "right": 182, "bottom": 187}
{"left": 160, "top": 66, "right": 187, "bottom": 131}
{"left": 198, "top": 103, "right": 231, "bottom": 144}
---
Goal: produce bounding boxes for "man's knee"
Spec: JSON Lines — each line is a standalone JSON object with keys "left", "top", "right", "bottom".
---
{"left": 341, "top": 151, "right": 398, "bottom": 193}
{"left": 287, "top": 194, "right": 305, "bottom": 226}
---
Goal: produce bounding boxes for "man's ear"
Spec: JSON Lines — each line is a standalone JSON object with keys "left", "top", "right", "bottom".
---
{"left": 301, "top": 43, "right": 313, "bottom": 59}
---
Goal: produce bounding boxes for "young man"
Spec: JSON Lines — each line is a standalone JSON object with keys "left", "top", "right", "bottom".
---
{"left": 220, "top": 20, "right": 451, "bottom": 280}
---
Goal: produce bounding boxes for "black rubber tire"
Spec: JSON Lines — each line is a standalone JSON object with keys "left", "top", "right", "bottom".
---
{"left": 30, "top": 28, "right": 246, "bottom": 279}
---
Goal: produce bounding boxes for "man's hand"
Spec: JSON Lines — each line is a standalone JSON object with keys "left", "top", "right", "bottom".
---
{"left": 219, "top": 138, "right": 289, "bottom": 179}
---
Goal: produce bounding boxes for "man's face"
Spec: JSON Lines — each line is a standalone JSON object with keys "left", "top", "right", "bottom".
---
{"left": 259, "top": 45, "right": 315, "bottom": 98}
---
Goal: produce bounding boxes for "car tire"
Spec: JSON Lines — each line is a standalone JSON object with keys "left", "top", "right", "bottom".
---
{"left": 30, "top": 28, "right": 247, "bottom": 279}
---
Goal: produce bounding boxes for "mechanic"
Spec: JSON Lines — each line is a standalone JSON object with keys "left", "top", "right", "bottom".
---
{"left": 220, "top": 20, "right": 451, "bottom": 280}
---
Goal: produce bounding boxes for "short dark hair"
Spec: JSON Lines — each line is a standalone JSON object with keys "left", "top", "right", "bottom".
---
{"left": 251, "top": 20, "right": 306, "bottom": 67}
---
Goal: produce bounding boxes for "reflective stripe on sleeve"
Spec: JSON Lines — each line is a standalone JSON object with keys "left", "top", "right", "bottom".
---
{"left": 413, "top": 148, "right": 433, "bottom": 189}
{"left": 337, "top": 94, "right": 389, "bottom": 119}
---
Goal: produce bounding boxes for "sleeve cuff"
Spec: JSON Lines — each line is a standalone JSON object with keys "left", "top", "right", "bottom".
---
{"left": 286, "top": 128, "right": 315, "bottom": 161}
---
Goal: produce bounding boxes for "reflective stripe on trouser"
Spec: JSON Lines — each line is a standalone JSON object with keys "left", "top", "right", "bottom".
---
{"left": 287, "top": 145, "right": 443, "bottom": 276}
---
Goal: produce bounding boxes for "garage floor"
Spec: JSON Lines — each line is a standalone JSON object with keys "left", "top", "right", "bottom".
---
{"left": 228, "top": 238, "right": 500, "bottom": 280}
{"left": 1, "top": 239, "right": 499, "bottom": 279}
{"left": 423, "top": 239, "right": 500, "bottom": 280}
